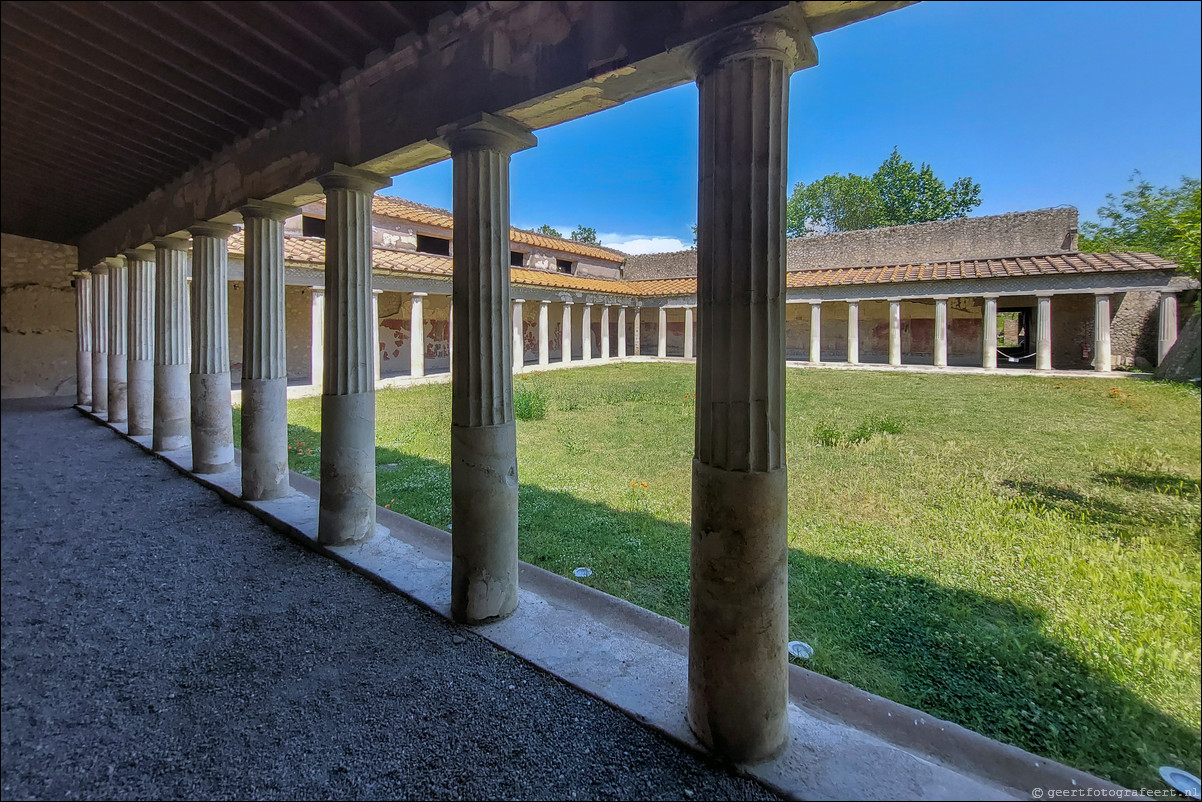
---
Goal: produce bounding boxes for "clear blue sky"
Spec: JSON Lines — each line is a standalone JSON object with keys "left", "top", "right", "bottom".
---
{"left": 384, "top": 1, "right": 1202, "bottom": 253}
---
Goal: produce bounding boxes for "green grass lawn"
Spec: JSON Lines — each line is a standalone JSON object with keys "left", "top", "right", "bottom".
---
{"left": 233, "top": 365, "right": 1201, "bottom": 788}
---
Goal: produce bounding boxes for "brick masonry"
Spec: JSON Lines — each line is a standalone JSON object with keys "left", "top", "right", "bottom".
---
{"left": 1, "top": 233, "right": 79, "bottom": 398}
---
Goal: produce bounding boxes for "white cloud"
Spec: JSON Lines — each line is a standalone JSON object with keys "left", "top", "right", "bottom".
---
{"left": 597, "top": 233, "right": 690, "bottom": 255}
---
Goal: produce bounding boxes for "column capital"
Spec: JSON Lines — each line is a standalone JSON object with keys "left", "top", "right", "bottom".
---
{"left": 683, "top": 11, "right": 816, "bottom": 79}
{"left": 102, "top": 256, "right": 125, "bottom": 270}
{"left": 513, "top": 298, "right": 524, "bottom": 306}
{"left": 188, "top": 221, "right": 237, "bottom": 239}
{"left": 438, "top": 112, "right": 537, "bottom": 155}
{"left": 562, "top": 300, "right": 573, "bottom": 306}
{"left": 1093, "top": 289, "right": 1115, "bottom": 297}
{"left": 311, "top": 285, "right": 324, "bottom": 293}
{"left": 72, "top": 270, "right": 92, "bottom": 280}
{"left": 152, "top": 236, "right": 190, "bottom": 252}
{"left": 372, "top": 288, "right": 383, "bottom": 295}
{"left": 239, "top": 199, "right": 297, "bottom": 221}
{"left": 317, "top": 165, "right": 390, "bottom": 194}
{"left": 91, "top": 261, "right": 110, "bottom": 275}
{"left": 123, "top": 246, "right": 156, "bottom": 263}
{"left": 411, "top": 291, "right": 428, "bottom": 298}
{"left": 539, "top": 299, "right": 550, "bottom": 307}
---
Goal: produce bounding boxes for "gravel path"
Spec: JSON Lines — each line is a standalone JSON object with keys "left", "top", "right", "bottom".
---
{"left": 1, "top": 397, "right": 777, "bottom": 801}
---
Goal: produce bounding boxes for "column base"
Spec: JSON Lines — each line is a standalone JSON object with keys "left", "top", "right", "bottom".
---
{"left": 451, "top": 421, "right": 519, "bottom": 625}
{"left": 689, "top": 459, "right": 789, "bottom": 764}
{"left": 127, "top": 360, "right": 154, "bottom": 436}
{"left": 242, "top": 377, "right": 291, "bottom": 501}
{"left": 153, "top": 363, "right": 190, "bottom": 452}
{"left": 190, "top": 372, "right": 234, "bottom": 473}
{"left": 108, "top": 354, "right": 128, "bottom": 423}
{"left": 91, "top": 352, "right": 108, "bottom": 417}
{"left": 77, "top": 351, "right": 92, "bottom": 407}
{"left": 318, "top": 391, "right": 376, "bottom": 546}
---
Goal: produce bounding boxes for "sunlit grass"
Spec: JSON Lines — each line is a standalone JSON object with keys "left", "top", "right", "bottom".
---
{"left": 234, "top": 364, "right": 1201, "bottom": 788}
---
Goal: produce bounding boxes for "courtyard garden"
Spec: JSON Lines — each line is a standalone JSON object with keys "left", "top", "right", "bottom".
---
{"left": 233, "top": 364, "right": 1201, "bottom": 789}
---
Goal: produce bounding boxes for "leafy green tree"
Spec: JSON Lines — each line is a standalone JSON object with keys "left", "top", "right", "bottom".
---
{"left": 1079, "top": 172, "right": 1201, "bottom": 281}
{"left": 786, "top": 147, "right": 981, "bottom": 237}
{"left": 570, "top": 225, "right": 600, "bottom": 245}
{"left": 535, "top": 224, "right": 562, "bottom": 238}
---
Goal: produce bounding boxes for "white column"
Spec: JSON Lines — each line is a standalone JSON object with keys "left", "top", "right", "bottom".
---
{"left": 982, "top": 296, "right": 998, "bottom": 370}
{"left": 310, "top": 287, "right": 325, "bottom": 389}
{"left": 106, "top": 256, "right": 128, "bottom": 422}
{"left": 445, "top": 114, "right": 535, "bottom": 624}
{"left": 657, "top": 307, "right": 667, "bottom": 357}
{"left": 1094, "top": 293, "right": 1112, "bottom": 373}
{"left": 846, "top": 301, "right": 859, "bottom": 364}
{"left": 633, "top": 308, "right": 642, "bottom": 355}
{"left": 91, "top": 262, "right": 110, "bottom": 417}
{"left": 152, "top": 238, "right": 191, "bottom": 450}
{"left": 373, "top": 289, "right": 383, "bottom": 384}
{"left": 73, "top": 271, "right": 93, "bottom": 406}
{"left": 1036, "top": 295, "right": 1052, "bottom": 371}
{"left": 409, "top": 292, "right": 426, "bottom": 378}
{"left": 317, "top": 167, "right": 388, "bottom": 546}
{"left": 188, "top": 222, "right": 236, "bottom": 473}
{"left": 448, "top": 297, "right": 454, "bottom": 376}
{"left": 238, "top": 200, "right": 294, "bottom": 501}
{"left": 808, "top": 301, "right": 821, "bottom": 364}
{"left": 538, "top": 301, "right": 550, "bottom": 366}
{"left": 582, "top": 303, "right": 593, "bottom": 362}
{"left": 617, "top": 306, "right": 628, "bottom": 357}
{"left": 1158, "top": 293, "right": 1178, "bottom": 365}
{"left": 889, "top": 300, "right": 902, "bottom": 367}
{"left": 124, "top": 248, "right": 156, "bottom": 436}
{"left": 933, "top": 297, "right": 948, "bottom": 368}
{"left": 689, "top": 16, "right": 814, "bottom": 764}
{"left": 601, "top": 305, "right": 611, "bottom": 359}
{"left": 561, "top": 302, "right": 573, "bottom": 363}
{"left": 684, "top": 306, "right": 695, "bottom": 359}
{"left": 512, "top": 300, "right": 525, "bottom": 370}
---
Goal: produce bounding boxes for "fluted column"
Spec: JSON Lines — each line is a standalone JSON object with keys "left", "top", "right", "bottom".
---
{"left": 124, "top": 248, "right": 155, "bottom": 434}
{"left": 187, "top": 222, "right": 235, "bottom": 473}
{"left": 689, "top": 18, "right": 814, "bottom": 764}
{"left": 634, "top": 308, "right": 642, "bottom": 355}
{"left": 847, "top": 301, "right": 859, "bottom": 364}
{"left": 601, "top": 305, "right": 611, "bottom": 359}
{"left": 1036, "top": 295, "right": 1052, "bottom": 371}
{"left": 982, "top": 296, "right": 998, "bottom": 370}
{"left": 445, "top": 114, "right": 536, "bottom": 624}
{"left": 1158, "top": 293, "right": 1178, "bottom": 365}
{"left": 561, "top": 302, "right": 573, "bottom": 363}
{"left": 373, "top": 290, "right": 383, "bottom": 383}
{"left": 657, "top": 307, "right": 668, "bottom": 357}
{"left": 933, "top": 297, "right": 948, "bottom": 368}
{"left": 90, "top": 263, "right": 110, "bottom": 417}
{"left": 153, "top": 238, "right": 191, "bottom": 450}
{"left": 73, "top": 271, "right": 93, "bottom": 406}
{"left": 410, "top": 292, "right": 426, "bottom": 378}
{"left": 618, "top": 306, "right": 628, "bottom": 357}
{"left": 512, "top": 300, "right": 525, "bottom": 370}
{"left": 310, "top": 287, "right": 325, "bottom": 388}
{"left": 808, "top": 302, "right": 821, "bottom": 364}
{"left": 538, "top": 301, "right": 550, "bottom": 366}
{"left": 239, "top": 201, "right": 295, "bottom": 500}
{"left": 684, "top": 306, "right": 695, "bottom": 359}
{"left": 1094, "top": 293, "right": 1112, "bottom": 373}
{"left": 317, "top": 168, "right": 388, "bottom": 546}
{"left": 582, "top": 303, "right": 593, "bottom": 362}
{"left": 889, "top": 300, "right": 902, "bottom": 366}
{"left": 104, "top": 257, "right": 129, "bottom": 422}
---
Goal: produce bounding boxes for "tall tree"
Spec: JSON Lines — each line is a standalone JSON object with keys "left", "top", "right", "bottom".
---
{"left": 786, "top": 148, "right": 981, "bottom": 237}
{"left": 1079, "top": 172, "right": 1200, "bottom": 281}
{"left": 570, "top": 225, "right": 600, "bottom": 245}
{"left": 535, "top": 224, "right": 562, "bottom": 238}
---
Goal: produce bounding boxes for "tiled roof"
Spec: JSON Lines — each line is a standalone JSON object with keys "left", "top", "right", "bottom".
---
{"left": 367, "top": 196, "right": 627, "bottom": 264}
{"left": 227, "top": 232, "right": 1180, "bottom": 299}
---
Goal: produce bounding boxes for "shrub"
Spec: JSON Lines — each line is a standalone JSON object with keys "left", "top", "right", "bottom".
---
{"left": 514, "top": 384, "right": 549, "bottom": 421}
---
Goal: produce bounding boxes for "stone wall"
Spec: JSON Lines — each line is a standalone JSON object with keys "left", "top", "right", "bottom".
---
{"left": 1, "top": 233, "right": 79, "bottom": 398}
{"left": 228, "top": 283, "right": 314, "bottom": 385}
{"left": 623, "top": 208, "right": 1079, "bottom": 279}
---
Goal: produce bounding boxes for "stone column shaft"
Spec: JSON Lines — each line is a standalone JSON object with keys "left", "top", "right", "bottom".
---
{"left": 618, "top": 306, "right": 628, "bottom": 357}
{"left": 684, "top": 306, "right": 695, "bottom": 359}
{"left": 74, "top": 271, "right": 93, "bottom": 406}
{"left": 982, "top": 297, "right": 998, "bottom": 370}
{"left": 445, "top": 115, "right": 535, "bottom": 624}
{"left": 561, "top": 303, "right": 573, "bottom": 362}
{"left": 512, "top": 300, "right": 525, "bottom": 370}
{"left": 310, "top": 288, "right": 325, "bottom": 388}
{"left": 601, "top": 305, "right": 611, "bottom": 359}
{"left": 153, "top": 239, "right": 191, "bottom": 450}
{"left": 634, "top": 309, "right": 642, "bottom": 355}
{"left": 106, "top": 257, "right": 129, "bottom": 422}
{"left": 934, "top": 298, "right": 948, "bottom": 368}
{"left": 657, "top": 307, "right": 668, "bottom": 357}
{"left": 538, "top": 301, "right": 550, "bottom": 365}
{"left": 889, "top": 300, "right": 902, "bottom": 366}
{"left": 1158, "top": 293, "right": 1178, "bottom": 365}
{"left": 410, "top": 292, "right": 426, "bottom": 378}
{"left": 1036, "top": 295, "right": 1052, "bottom": 371}
{"left": 240, "top": 201, "right": 295, "bottom": 500}
{"left": 317, "top": 169, "right": 388, "bottom": 546}
{"left": 847, "top": 301, "right": 859, "bottom": 364}
{"left": 188, "top": 223, "right": 236, "bottom": 473}
{"left": 1094, "top": 293, "right": 1112, "bottom": 373}
{"left": 582, "top": 304, "right": 593, "bottom": 362}
{"left": 808, "top": 302, "right": 821, "bottom": 364}
{"left": 689, "top": 20, "right": 813, "bottom": 764}
{"left": 373, "top": 290, "right": 383, "bottom": 383}
{"left": 124, "top": 250, "right": 155, "bottom": 435}
{"left": 91, "top": 264, "right": 110, "bottom": 416}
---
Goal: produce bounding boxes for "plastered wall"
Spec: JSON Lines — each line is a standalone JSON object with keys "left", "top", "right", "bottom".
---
{"left": 1, "top": 233, "right": 78, "bottom": 398}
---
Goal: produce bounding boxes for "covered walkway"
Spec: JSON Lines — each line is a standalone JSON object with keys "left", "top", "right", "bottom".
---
{"left": 0, "top": 397, "right": 775, "bottom": 801}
